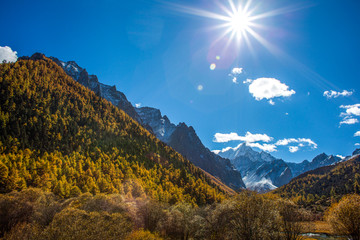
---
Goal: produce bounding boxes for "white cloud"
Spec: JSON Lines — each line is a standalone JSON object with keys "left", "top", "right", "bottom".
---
{"left": 289, "top": 146, "right": 299, "bottom": 153}
{"left": 324, "top": 90, "right": 353, "bottom": 98}
{"left": 243, "top": 79, "right": 253, "bottom": 84}
{"left": 340, "top": 118, "right": 359, "bottom": 125}
{"left": 229, "top": 67, "right": 243, "bottom": 84}
{"left": 339, "top": 104, "right": 360, "bottom": 126}
{"left": 340, "top": 104, "right": 360, "bottom": 116}
{"left": 213, "top": 133, "right": 317, "bottom": 154}
{"left": 275, "top": 138, "right": 317, "bottom": 149}
{"left": 214, "top": 132, "right": 240, "bottom": 143}
{"left": 231, "top": 67, "right": 243, "bottom": 75}
{"left": 0, "top": 46, "right": 18, "bottom": 63}
{"left": 213, "top": 131, "right": 273, "bottom": 143}
{"left": 355, "top": 143, "right": 360, "bottom": 146}
{"left": 135, "top": 103, "right": 141, "bottom": 108}
{"left": 247, "top": 142, "right": 277, "bottom": 152}
{"left": 248, "top": 78, "right": 295, "bottom": 101}
{"left": 354, "top": 131, "right": 360, "bottom": 137}
{"left": 268, "top": 100, "right": 275, "bottom": 105}
{"left": 275, "top": 138, "right": 317, "bottom": 153}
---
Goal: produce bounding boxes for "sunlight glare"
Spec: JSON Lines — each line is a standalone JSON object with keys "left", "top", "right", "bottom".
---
{"left": 229, "top": 11, "right": 250, "bottom": 34}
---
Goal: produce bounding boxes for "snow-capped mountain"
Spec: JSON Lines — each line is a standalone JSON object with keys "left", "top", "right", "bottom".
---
{"left": 215, "top": 144, "right": 343, "bottom": 192}
{"left": 52, "top": 56, "right": 245, "bottom": 190}
{"left": 215, "top": 144, "right": 291, "bottom": 192}
{"left": 216, "top": 143, "right": 276, "bottom": 162}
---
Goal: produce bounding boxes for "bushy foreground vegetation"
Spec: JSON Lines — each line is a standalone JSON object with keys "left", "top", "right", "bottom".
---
{"left": 0, "top": 188, "right": 308, "bottom": 240}
{"left": 1, "top": 189, "right": 359, "bottom": 240}
{"left": 326, "top": 194, "right": 360, "bottom": 240}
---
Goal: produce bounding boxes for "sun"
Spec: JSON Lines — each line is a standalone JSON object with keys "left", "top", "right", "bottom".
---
{"left": 228, "top": 10, "right": 251, "bottom": 36}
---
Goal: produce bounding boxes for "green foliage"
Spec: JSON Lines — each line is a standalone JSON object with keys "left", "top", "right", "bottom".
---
{"left": 0, "top": 58, "right": 226, "bottom": 205}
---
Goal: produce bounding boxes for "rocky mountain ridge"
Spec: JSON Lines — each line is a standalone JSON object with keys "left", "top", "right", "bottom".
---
{"left": 216, "top": 143, "right": 343, "bottom": 191}
{"left": 50, "top": 57, "right": 143, "bottom": 124}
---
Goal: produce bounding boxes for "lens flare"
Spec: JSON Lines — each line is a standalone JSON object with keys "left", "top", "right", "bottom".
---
{"left": 210, "top": 63, "right": 216, "bottom": 70}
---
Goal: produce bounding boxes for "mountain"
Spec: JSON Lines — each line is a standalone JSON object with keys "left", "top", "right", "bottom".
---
{"left": 216, "top": 143, "right": 292, "bottom": 192}
{"left": 215, "top": 144, "right": 343, "bottom": 192}
{"left": 135, "top": 107, "right": 176, "bottom": 143}
{"left": 0, "top": 53, "right": 229, "bottom": 205}
{"left": 136, "top": 107, "right": 246, "bottom": 190}
{"left": 274, "top": 153, "right": 360, "bottom": 209}
{"left": 287, "top": 153, "right": 342, "bottom": 177}
{"left": 50, "top": 57, "right": 245, "bottom": 190}
{"left": 353, "top": 148, "right": 360, "bottom": 156}
{"left": 216, "top": 143, "right": 276, "bottom": 163}
{"left": 49, "top": 56, "right": 143, "bottom": 125}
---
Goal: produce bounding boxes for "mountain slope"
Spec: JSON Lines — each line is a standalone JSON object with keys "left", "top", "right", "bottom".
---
{"left": 274, "top": 154, "right": 360, "bottom": 208}
{"left": 0, "top": 53, "right": 228, "bottom": 205}
{"left": 51, "top": 57, "right": 245, "bottom": 190}
{"left": 136, "top": 107, "right": 245, "bottom": 190}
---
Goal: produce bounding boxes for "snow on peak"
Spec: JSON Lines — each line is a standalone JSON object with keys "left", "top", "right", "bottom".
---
{"left": 216, "top": 143, "right": 275, "bottom": 162}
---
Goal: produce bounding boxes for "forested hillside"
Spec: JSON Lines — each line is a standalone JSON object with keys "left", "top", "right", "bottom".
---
{"left": 0, "top": 55, "right": 227, "bottom": 206}
{"left": 274, "top": 155, "right": 360, "bottom": 210}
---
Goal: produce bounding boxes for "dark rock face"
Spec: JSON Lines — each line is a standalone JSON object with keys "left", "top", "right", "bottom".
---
{"left": 50, "top": 57, "right": 143, "bottom": 124}
{"left": 136, "top": 106, "right": 245, "bottom": 190}
{"left": 167, "top": 123, "right": 245, "bottom": 189}
{"left": 352, "top": 148, "right": 360, "bottom": 156}
{"left": 19, "top": 52, "right": 47, "bottom": 61}
{"left": 135, "top": 107, "right": 176, "bottom": 143}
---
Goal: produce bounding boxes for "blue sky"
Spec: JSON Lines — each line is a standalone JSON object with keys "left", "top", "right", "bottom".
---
{"left": 1, "top": 0, "right": 360, "bottom": 162}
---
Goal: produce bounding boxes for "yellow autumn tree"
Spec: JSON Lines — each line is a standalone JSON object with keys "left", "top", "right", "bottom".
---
{"left": 326, "top": 194, "right": 360, "bottom": 240}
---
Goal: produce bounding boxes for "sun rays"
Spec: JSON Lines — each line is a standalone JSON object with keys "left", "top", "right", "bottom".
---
{"left": 166, "top": 0, "right": 309, "bottom": 55}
